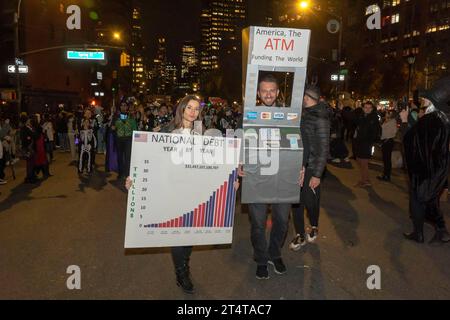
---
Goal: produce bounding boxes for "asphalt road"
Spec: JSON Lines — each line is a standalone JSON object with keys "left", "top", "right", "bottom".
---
{"left": 0, "top": 151, "right": 449, "bottom": 300}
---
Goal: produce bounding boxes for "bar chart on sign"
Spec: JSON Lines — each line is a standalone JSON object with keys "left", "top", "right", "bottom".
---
{"left": 124, "top": 132, "right": 241, "bottom": 248}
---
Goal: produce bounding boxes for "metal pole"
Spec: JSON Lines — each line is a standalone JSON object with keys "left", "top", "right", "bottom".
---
{"left": 15, "top": 0, "right": 22, "bottom": 114}
{"left": 337, "top": 16, "right": 343, "bottom": 96}
{"left": 407, "top": 63, "right": 412, "bottom": 102}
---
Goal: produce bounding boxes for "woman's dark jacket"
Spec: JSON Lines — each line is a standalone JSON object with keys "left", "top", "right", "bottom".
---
{"left": 301, "top": 102, "right": 330, "bottom": 178}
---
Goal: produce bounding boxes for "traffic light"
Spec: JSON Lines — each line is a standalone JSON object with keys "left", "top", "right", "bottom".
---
{"left": 120, "top": 52, "right": 130, "bottom": 67}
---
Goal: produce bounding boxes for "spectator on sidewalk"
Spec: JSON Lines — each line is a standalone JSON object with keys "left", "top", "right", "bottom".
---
{"left": 353, "top": 102, "right": 381, "bottom": 187}
{"left": 56, "top": 112, "right": 68, "bottom": 151}
{"left": 67, "top": 113, "right": 78, "bottom": 163}
{"left": 0, "top": 134, "right": 6, "bottom": 185}
{"left": 21, "top": 117, "right": 38, "bottom": 184}
{"left": 42, "top": 114, "right": 55, "bottom": 163}
{"left": 33, "top": 117, "right": 51, "bottom": 179}
{"left": 377, "top": 111, "right": 398, "bottom": 182}
{"left": 115, "top": 103, "right": 137, "bottom": 179}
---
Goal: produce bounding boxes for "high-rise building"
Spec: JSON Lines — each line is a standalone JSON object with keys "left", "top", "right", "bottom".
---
{"left": 181, "top": 41, "right": 200, "bottom": 92}
{"left": 152, "top": 37, "right": 168, "bottom": 94}
{"left": 0, "top": 0, "right": 137, "bottom": 113}
{"left": 131, "top": 3, "right": 146, "bottom": 95}
{"left": 165, "top": 63, "right": 178, "bottom": 94}
{"left": 200, "top": 0, "right": 247, "bottom": 73}
{"left": 344, "top": 0, "right": 450, "bottom": 94}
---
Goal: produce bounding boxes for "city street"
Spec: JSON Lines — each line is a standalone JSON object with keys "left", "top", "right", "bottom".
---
{"left": 1, "top": 152, "right": 449, "bottom": 300}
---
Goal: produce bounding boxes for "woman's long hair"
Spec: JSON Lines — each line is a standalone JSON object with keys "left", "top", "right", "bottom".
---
{"left": 172, "top": 95, "right": 203, "bottom": 130}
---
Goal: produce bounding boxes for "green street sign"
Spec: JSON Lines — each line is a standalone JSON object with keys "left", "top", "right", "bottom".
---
{"left": 339, "top": 69, "right": 349, "bottom": 75}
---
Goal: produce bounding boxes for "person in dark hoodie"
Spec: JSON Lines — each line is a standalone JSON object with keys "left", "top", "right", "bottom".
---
{"left": 403, "top": 76, "right": 450, "bottom": 244}
{"left": 290, "top": 85, "right": 330, "bottom": 251}
{"left": 353, "top": 102, "right": 381, "bottom": 187}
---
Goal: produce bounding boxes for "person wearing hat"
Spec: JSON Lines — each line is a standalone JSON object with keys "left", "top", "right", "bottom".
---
{"left": 403, "top": 76, "right": 450, "bottom": 244}
{"left": 290, "top": 85, "right": 330, "bottom": 251}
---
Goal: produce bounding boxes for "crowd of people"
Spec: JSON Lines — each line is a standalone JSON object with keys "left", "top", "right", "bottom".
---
{"left": 1, "top": 74, "right": 449, "bottom": 295}
{"left": 0, "top": 97, "right": 244, "bottom": 186}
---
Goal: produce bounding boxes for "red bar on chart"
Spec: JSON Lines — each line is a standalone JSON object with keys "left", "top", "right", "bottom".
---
{"left": 201, "top": 203, "right": 206, "bottom": 227}
{"left": 221, "top": 182, "right": 228, "bottom": 227}
{"left": 194, "top": 208, "right": 198, "bottom": 227}
{"left": 218, "top": 185, "right": 224, "bottom": 228}
{"left": 215, "top": 187, "right": 221, "bottom": 227}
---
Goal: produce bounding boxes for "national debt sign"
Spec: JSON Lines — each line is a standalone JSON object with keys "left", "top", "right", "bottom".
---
{"left": 125, "top": 132, "right": 241, "bottom": 248}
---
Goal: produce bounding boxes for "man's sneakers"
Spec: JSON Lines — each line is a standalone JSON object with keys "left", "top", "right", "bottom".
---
{"left": 307, "top": 227, "right": 319, "bottom": 243}
{"left": 268, "top": 258, "right": 287, "bottom": 275}
{"left": 289, "top": 234, "right": 307, "bottom": 251}
{"left": 256, "top": 265, "right": 270, "bottom": 280}
{"left": 256, "top": 259, "right": 287, "bottom": 280}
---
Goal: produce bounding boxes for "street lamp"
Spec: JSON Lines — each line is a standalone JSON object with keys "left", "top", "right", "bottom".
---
{"left": 113, "top": 32, "right": 121, "bottom": 41}
{"left": 407, "top": 54, "right": 416, "bottom": 103}
{"left": 298, "top": 0, "right": 343, "bottom": 96}
{"left": 298, "top": 1, "right": 310, "bottom": 9}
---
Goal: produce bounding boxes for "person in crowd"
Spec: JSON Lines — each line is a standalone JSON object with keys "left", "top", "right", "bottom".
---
{"left": 290, "top": 85, "right": 330, "bottom": 251}
{"left": 238, "top": 74, "right": 292, "bottom": 280}
{"left": 217, "top": 107, "right": 237, "bottom": 135}
{"left": 33, "top": 116, "right": 51, "bottom": 179}
{"left": 42, "top": 114, "right": 55, "bottom": 163}
{"left": 67, "top": 113, "right": 78, "bottom": 163}
{"left": 353, "top": 102, "right": 381, "bottom": 187}
{"left": 402, "top": 76, "right": 450, "bottom": 244}
{"left": 115, "top": 103, "right": 137, "bottom": 179}
{"left": 105, "top": 109, "right": 119, "bottom": 173}
{"left": 153, "top": 104, "right": 172, "bottom": 132}
{"left": 125, "top": 95, "right": 237, "bottom": 294}
{"left": 0, "top": 133, "right": 6, "bottom": 185}
{"left": 377, "top": 111, "right": 398, "bottom": 182}
{"left": 329, "top": 102, "right": 349, "bottom": 163}
{"left": 78, "top": 117, "right": 97, "bottom": 175}
{"left": 21, "top": 117, "right": 38, "bottom": 184}
{"left": 94, "top": 106, "right": 106, "bottom": 155}
{"left": 142, "top": 107, "right": 155, "bottom": 132}
{"left": 341, "top": 105, "right": 356, "bottom": 142}
{"left": 56, "top": 112, "right": 68, "bottom": 151}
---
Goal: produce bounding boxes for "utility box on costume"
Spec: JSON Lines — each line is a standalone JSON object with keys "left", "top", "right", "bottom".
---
{"left": 241, "top": 26, "right": 311, "bottom": 204}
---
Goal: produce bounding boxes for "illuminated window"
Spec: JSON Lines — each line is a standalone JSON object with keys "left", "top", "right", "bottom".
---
{"left": 391, "top": 14, "right": 400, "bottom": 24}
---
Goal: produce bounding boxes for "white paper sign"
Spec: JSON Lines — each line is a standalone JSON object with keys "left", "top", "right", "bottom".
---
{"left": 124, "top": 132, "right": 241, "bottom": 248}
{"left": 251, "top": 27, "right": 311, "bottom": 68}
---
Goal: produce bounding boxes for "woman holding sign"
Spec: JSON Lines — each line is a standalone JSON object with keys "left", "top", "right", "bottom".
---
{"left": 125, "top": 95, "right": 238, "bottom": 294}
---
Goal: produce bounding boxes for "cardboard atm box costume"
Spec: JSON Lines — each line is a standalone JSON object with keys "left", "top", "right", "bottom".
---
{"left": 241, "top": 26, "right": 311, "bottom": 204}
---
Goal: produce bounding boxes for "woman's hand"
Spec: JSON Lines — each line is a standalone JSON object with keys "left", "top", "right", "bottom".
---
{"left": 125, "top": 177, "right": 133, "bottom": 190}
{"left": 233, "top": 180, "right": 240, "bottom": 191}
{"left": 298, "top": 166, "right": 305, "bottom": 187}
{"left": 237, "top": 164, "right": 245, "bottom": 177}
